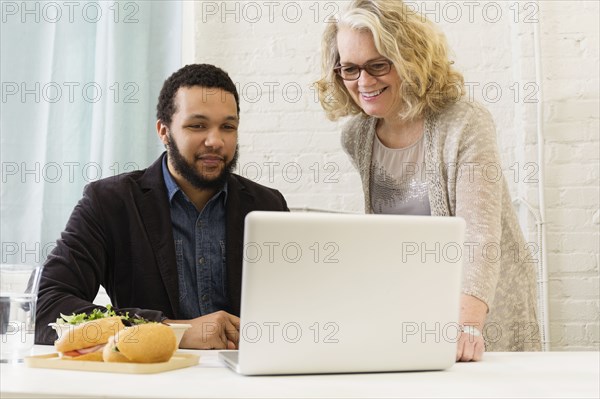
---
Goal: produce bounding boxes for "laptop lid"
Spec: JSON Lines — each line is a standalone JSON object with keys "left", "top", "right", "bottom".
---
{"left": 231, "top": 211, "right": 466, "bottom": 375}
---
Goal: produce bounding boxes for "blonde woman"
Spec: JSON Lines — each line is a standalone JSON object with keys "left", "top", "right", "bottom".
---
{"left": 316, "top": 0, "right": 541, "bottom": 361}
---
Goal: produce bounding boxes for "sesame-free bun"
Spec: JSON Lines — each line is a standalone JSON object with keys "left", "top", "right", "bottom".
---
{"left": 102, "top": 335, "right": 131, "bottom": 363}
{"left": 62, "top": 351, "right": 104, "bottom": 362}
{"left": 54, "top": 316, "right": 125, "bottom": 353}
{"left": 103, "top": 323, "right": 177, "bottom": 363}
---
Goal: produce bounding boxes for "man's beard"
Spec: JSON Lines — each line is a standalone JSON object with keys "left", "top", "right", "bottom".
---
{"left": 166, "top": 133, "right": 239, "bottom": 190}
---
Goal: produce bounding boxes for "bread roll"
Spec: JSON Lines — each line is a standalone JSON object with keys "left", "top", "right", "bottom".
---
{"left": 103, "top": 323, "right": 177, "bottom": 363}
{"left": 55, "top": 316, "right": 125, "bottom": 354}
{"left": 62, "top": 351, "right": 104, "bottom": 362}
{"left": 101, "top": 335, "right": 131, "bottom": 362}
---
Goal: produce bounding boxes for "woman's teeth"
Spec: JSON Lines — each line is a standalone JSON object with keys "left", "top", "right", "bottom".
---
{"left": 361, "top": 88, "right": 385, "bottom": 98}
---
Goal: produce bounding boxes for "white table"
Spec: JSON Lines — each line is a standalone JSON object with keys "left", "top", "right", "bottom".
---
{"left": 1, "top": 346, "right": 598, "bottom": 398}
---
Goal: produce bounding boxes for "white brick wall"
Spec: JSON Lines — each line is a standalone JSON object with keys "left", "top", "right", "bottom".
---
{"left": 539, "top": 0, "right": 599, "bottom": 351}
{"left": 190, "top": 0, "right": 599, "bottom": 350}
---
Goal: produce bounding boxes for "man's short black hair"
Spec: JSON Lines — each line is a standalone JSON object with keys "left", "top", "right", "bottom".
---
{"left": 156, "top": 64, "right": 240, "bottom": 127}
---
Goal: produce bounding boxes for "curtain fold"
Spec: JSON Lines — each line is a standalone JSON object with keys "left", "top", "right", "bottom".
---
{"left": 1, "top": 1, "right": 182, "bottom": 266}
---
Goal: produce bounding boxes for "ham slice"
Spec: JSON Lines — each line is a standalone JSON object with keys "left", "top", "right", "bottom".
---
{"left": 63, "top": 343, "right": 106, "bottom": 357}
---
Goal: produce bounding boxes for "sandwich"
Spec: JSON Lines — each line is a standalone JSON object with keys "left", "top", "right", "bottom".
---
{"left": 54, "top": 316, "right": 125, "bottom": 361}
{"left": 103, "top": 323, "right": 177, "bottom": 363}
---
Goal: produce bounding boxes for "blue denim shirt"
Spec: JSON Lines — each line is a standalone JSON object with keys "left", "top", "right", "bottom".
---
{"left": 162, "top": 156, "right": 230, "bottom": 319}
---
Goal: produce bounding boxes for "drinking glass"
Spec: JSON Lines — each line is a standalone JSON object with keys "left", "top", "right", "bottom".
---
{"left": 0, "top": 264, "right": 43, "bottom": 363}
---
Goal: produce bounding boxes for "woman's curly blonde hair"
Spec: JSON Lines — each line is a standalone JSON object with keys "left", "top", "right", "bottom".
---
{"left": 316, "top": 0, "right": 465, "bottom": 121}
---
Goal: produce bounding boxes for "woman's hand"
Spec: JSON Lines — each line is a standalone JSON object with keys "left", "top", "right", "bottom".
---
{"left": 456, "top": 326, "right": 485, "bottom": 361}
{"left": 457, "top": 294, "right": 488, "bottom": 362}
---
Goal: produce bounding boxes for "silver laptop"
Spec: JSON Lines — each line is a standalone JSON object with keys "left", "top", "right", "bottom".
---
{"left": 220, "top": 211, "right": 466, "bottom": 375}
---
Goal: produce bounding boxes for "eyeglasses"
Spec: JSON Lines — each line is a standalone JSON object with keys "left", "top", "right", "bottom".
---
{"left": 333, "top": 60, "right": 393, "bottom": 81}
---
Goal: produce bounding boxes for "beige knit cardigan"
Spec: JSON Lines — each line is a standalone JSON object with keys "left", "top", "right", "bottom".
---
{"left": 341, "top": 100, "right": 541, "bottom": 351}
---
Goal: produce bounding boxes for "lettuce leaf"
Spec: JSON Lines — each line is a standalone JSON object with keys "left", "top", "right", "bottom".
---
{"left": 55, "top": 304, "right": 151, "bottom": 325}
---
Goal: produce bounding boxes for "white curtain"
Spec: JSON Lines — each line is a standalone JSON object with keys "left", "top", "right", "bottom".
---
{"left": 1, "top": 1, "right": 182, "bottom": 265}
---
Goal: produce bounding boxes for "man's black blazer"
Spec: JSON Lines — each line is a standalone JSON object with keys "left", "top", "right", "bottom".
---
{"left": 35, "top": 153, "right": 288, "bottom": 344}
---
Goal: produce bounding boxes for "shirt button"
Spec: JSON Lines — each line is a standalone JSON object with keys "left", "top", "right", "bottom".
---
{"left": 201, "top": 294, "right": 209, "bottom": 302}
{"left": 198, "top": 257, "right": 205, "bottom": 265}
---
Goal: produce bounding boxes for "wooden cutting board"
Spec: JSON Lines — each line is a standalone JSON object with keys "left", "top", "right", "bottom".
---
{"left": 25, "top": 352, "right": 200, "bottom": 374}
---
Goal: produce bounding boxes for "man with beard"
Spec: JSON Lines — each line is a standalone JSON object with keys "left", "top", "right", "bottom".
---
{"left": 35, "top": 64, "right": 289, "bottom": 349}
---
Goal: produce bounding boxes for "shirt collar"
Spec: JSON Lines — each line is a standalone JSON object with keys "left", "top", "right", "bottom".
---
{"left": 162, "top": 154, "right": 180, "bottom": 202}
{"left": 161, "top": 153, "right": 228, "bottom": 204}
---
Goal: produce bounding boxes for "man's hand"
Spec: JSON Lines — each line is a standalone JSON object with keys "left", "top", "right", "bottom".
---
{"left": 165, "top": 311, "right": 240, "bottom": 349}
{"left": 456, "top": 328, "right": 485, "bottom": 361}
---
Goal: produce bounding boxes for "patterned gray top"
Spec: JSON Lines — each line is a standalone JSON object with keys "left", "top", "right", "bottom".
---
{"left": 341, "top": 99, "right": 541, "bottom": 351}
{"left": 371, "top": 133, "right": 431, "bottom": 215}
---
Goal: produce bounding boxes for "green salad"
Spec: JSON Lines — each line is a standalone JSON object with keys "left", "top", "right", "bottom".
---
{"left": 55, "top": 304, "right": 151, "bottom": 326}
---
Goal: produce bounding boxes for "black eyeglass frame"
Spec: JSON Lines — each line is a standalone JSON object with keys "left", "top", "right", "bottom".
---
{"left": 333, "top": 59, "right": 394, "bottom": 81}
